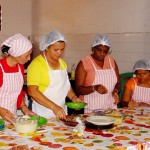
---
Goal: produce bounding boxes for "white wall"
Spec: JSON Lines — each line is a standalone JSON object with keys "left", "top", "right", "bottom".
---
{"left": 0, "top": 0, "right": 32, "bottom": 57}
{"left": 1, "top": 0, "right": 150, "bottom": 73}
{"left": 31, "top": 0, "right": 150, "bottom": 73}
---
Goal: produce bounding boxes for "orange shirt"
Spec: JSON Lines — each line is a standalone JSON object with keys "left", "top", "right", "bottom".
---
{"left": 124, "top": 77, "right": 138, "bottom": 94}
{"left": 82, "top": 54, "right": 116, "bottom": 86}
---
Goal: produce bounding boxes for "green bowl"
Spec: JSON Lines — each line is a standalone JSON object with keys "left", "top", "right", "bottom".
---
{"left": 0, "top": 119, "right": 5, "bottom": 131}
{"left": 30, "top": 116, "right": 48, "bottom": 127}
{"left": 65, "top": 102, "right": 87, "bottom": 109}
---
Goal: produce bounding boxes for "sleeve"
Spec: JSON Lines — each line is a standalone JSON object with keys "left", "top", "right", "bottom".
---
{"left": 81, "top": 56, "right": 92, "bottom": 71}
{"left": 124, "top": 78, "right": 137, "bottom": 94}
{"left": 17, "top": 91, "right": 25, "bottom": 109}
{"left": 27, "top": 59, "right": 42, "bottom": 86}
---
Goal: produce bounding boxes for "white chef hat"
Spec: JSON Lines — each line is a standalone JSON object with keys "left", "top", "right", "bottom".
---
{"left": 133, "top": 59, "right": 150, "bottom": 72}
{"left": 1, "top": 33, "right": 32, "bottom": 57}
{"left": 39, "top": 31, "right": 66, "bottom": 51}
{"left": 91, "top": 34, "right": 112, "bottom": 51}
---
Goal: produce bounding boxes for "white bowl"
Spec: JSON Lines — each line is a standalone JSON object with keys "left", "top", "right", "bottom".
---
{"left": 14, "top": 116, "right": 38, "bottom": 133}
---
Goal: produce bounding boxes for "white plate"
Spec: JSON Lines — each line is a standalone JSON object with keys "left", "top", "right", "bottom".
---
{"left": 86, "top": 116, "right": 114, "bottom": 125}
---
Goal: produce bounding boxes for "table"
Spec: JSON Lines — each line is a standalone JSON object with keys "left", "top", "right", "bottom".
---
{"left": 0, "top": 107, "right": 150, "bottom": 150}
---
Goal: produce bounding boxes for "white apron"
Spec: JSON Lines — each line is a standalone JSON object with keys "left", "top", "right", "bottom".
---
{"left": 84, "top": 56, "right": 117, "bottom": 113}
{"left": 0, "top": 64, "right": 24, "bottom": 115}
{"left": 32, "top": 53, "right": 70, "bottom": 118}
{"left": 132, "top": 79, "right": 150, "bottom": 105}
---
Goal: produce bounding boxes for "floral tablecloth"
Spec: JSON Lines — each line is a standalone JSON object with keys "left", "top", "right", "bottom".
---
{"left": 0, "top": 107, "right": 150, "bottom": 150}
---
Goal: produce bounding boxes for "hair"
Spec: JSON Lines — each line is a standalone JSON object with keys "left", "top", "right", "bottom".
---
{"left": 47, "top": 40, "right": 65, "bottom": 49}
{"left": 135, "top": 70, "right": 150, "bottom": 74}
{"left": 1, "top": 45, "right": 10, "bottom": 55}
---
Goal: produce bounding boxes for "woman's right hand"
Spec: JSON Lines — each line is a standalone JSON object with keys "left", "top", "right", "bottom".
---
{"left": 128, "top": 100, "right": 137, "bottom": 109}
{"left": 94, "top": 84, "right": 108, "bottom": 94}
{"left": 52, "top": 104, "right": 66, "bottom": 120}
{"left": 0, "top": 107, "right": 16, "bottom": 123}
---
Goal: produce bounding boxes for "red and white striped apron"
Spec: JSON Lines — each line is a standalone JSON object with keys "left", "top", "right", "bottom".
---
{"left": 0, "top": 64, "right": 24, "bottom": 115}
{"left": 84, "top": 56, "right": 117, "bottom": 113}
{"left": 132, "top": 79, "right": 150, "bottom": 105}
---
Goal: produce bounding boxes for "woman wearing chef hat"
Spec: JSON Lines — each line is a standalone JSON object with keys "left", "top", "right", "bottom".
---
{"left": 27, "top": 31, "right": 82, "bottom": 120}
{"left": 75, "top": 34, "right": 121, "bottom": 113}
{"left": 122, "top": 59, "right": 150, "bottom": 108}
{"left": 0, "top": 33, "right": 36, "bottom": 123}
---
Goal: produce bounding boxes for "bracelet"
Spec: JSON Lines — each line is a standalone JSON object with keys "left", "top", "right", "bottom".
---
{"left": 93, "top": 85, "right": 96, "bottom": 92}
{"left": 114, "top": 89, "right": 119, "bottom": 93}
{"left": 21, "top": 104, "right": 27, "bottom": 110}
{"left": 71, "top": 95, "right": 77, "bottom": 101}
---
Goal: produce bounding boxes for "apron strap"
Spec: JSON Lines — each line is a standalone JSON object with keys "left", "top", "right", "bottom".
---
{"left": 108, "top": 55, "right": 113, "bottom": 69}
{"left": 88, "top": 55, "right": 113, "bottom": 70}
{"left": 0, "top": 64, "right": 5, "bottom": 72}
{"left": 132, "top": 78, "right": 137, "bottom": 85}
{"left": 0, "top": 63, "right": 21, "bottom": 73}
{"left": 43, "top": 51, "right": 50, "bottom": 70}
{"left": 43, "top": 51, "right": 65, "bottom": 70}
{"left": 88, "top": 56, "right": 97, "bottom": 71}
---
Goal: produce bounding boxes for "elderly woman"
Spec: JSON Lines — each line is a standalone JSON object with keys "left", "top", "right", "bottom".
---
{"left": 121, "top": 60, "right": 150, "bottom": 108}
{"left": 75, "top": 34, "right": 121, "bottom": 113}
{"left": 0, "top": 33, "right": 36, "bottom": 123}
{"left": 27, "top": 31, "right": 82, "bottom": 120}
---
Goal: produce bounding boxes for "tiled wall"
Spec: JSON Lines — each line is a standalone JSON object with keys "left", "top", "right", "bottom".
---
{"left": 1, "top": 32, "right": 150, "bottom": 74}
{"left": 31, "top": 32, "right": 150, "bottom": 74}
{"left": 1, "top": 0, "right": 150, "bottom": 75}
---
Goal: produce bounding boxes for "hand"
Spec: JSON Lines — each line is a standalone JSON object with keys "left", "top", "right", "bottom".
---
{"left": 72, "top": 96, "right": 83, "bottom": 102}
{"left": 52, "top": 104, "right": 66, "bottom": 120}
{"left": 21, "top": 105, "right": 37, "bottom": 116}
{"left": 128, "top": 100, "right": 137, "bottom": 109}
{"left": 0, "top": 107, "right": 16, "bottom": 123}
{"left": 137, "top": 102, "right": 150, "bottom": 107}
{"left": 94, "top": 84, "right": 108, "bottom": 94}
{"left": 112, "top": 92, "right": 120, "bottom": 105}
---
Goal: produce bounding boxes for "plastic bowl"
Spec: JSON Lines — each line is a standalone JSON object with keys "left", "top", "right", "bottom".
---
{"left": 14, "top": 119, "right": 38, "bottom": 133}
{"left": 65, "top": 102, "right": 87, "bottom": 109}
{"left": 30, "top": 116, "right": 48, "bottom": 127}
{"left": 0, "top": 119, "right": 5, "bottom": 131}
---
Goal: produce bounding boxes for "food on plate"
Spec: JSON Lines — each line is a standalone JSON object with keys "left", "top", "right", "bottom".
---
{"left": 61, "top": 114, "right": 89, "bottom": 126}
{"left": 104, "top": 109, "right": 124, "bottom": 125}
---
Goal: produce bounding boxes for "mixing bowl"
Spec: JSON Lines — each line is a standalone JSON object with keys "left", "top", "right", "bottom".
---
{"left": 14, "top": 115, "right": 38, "bottom": 133}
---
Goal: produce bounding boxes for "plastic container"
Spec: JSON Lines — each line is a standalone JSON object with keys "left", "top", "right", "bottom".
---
{"left": 0, "top": 119, "right": 5, "bottom": 131}
{"left": 14, "top": 115, "right": 38, "bottom": 133}
{"left": 30, "top": 116, "right": 48, "bottom": 127}
{"left": 65, "top": 102, "right": 87, "bottom": 109}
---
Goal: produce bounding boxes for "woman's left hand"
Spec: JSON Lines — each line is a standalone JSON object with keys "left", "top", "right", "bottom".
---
{"left": 112, "top": 90, "right": 120, "bottom": 105}
{"left": 71, "top": 96, "right": 83, "bottom": 102}
{"left": 21, "top": 105, "right": 37, "bottom": 116}
{"left": 137, "top": 102, "right": 150, "bottom": 107}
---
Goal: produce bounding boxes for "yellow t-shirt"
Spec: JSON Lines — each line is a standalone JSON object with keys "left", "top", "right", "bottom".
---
{"left": 27, "top": 54, "right": 67, "bottom": 93}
